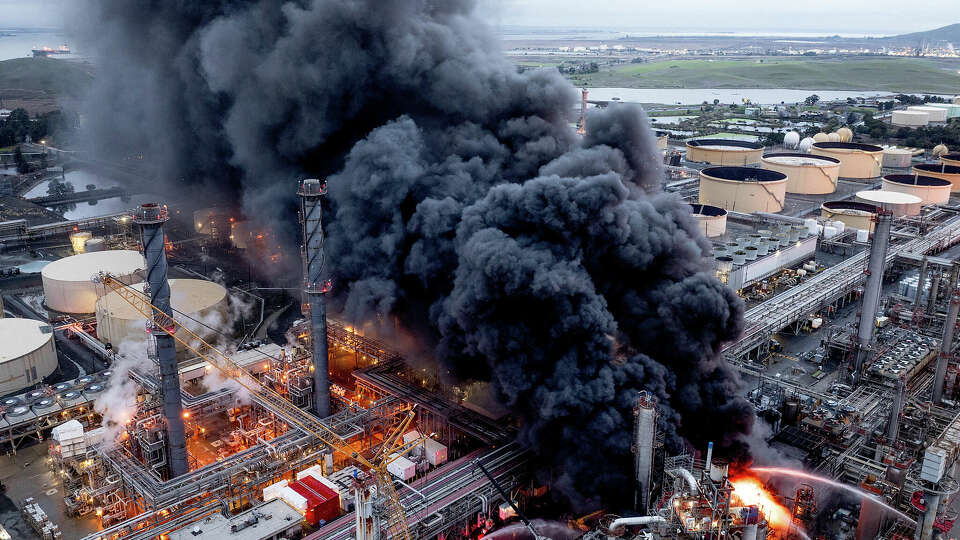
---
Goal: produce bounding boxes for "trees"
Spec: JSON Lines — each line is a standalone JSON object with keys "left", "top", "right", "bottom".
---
{"left": 846, "top": 112, "right": 858, "bottom": 125}
{"left": 804, "top": 94, "right": 820, "bottom": 106}
{"left": 14, "top": 146, "right": 29, "bottom": 174}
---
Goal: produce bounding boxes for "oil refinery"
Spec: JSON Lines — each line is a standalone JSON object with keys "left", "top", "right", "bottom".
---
{"left": 3, "top": 4, "right": 960, "bottom": 540}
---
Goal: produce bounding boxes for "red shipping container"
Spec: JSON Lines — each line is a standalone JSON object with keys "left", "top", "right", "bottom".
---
{"left": 288, "top": 481, "right": 322, "bottom": 526}
{"left": 290, "top": 477, "right": 341, "bottom": 526}
{"left": 301, "top": 476, "right": 341, "bottom": 524}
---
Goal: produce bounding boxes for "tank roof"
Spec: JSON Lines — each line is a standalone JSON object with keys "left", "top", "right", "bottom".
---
{"left": 97, "top": 279, "right": 227, "bottom": 320}
{"left": 41, "top": 250, "right": 144, "bottom": 282}
{"left": 0, "top": 319, "right": 53, "bottom": 363}
{"left": 915, "top": 163, "right": 960, "bottom": 174}
{"left": 883, "top": 174, "right": 951, "bottom": 187}
{"left": 812, "top": 142, "right": 884, "bottom": 152}
{"left": 701, "top": 167, "right": 787, "bottom": 182}
{"left": 822, "top": 200, "right": 877, "bottom": 214}
{"left": 941, "top": 153, "right": 960, "bottom": 161}
{"left": 687, "top": 139, "right": 763, "bottom": 150}
{"left": 857, "top": 190, "right": 922, "bottom": 206}
{"left": 690, "top": 204, "right": 727, "bottom": 217}
{"left": 762, "top": 153, "right": 840, "bottom": 165}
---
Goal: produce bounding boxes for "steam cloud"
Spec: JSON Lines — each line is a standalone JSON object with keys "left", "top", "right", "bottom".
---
{"left": 71, "top": 0, "right": 751, "bottom": 504}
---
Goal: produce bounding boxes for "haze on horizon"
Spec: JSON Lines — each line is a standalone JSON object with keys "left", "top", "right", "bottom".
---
{"left": 0, "top": 0, "right": 955, "bottom": 36}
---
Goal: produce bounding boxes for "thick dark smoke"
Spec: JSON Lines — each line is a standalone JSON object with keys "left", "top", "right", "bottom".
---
{"left": 70, "top": 0, "right": 752, "bottom": 505}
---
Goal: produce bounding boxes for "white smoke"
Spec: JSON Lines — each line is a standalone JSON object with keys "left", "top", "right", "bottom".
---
{"left": 95, "top": 333, "right": 153, "bottom": 445}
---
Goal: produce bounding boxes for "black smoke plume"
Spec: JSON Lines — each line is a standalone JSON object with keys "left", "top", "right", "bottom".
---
{"left": 70, "top": 0, "right": 752, "bottom": 504}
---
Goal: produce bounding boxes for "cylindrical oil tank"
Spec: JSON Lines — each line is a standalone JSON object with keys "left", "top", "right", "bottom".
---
{"left": 655, "top": 131, "right": 669, "bottom": 151}
{"left": 84, "top": 238, "right": 106, "bottom": 252}
{"left": 69, "top": 231, "right": 92, "bottom": 255}
{"left": 685, "top": 139, "right": 764, "bottom": 166}
{"left": 96, "top": 279, "right": 228, "bottom": 353}
{"left": 42, "top": 250, "right": 145, "bottom": 314}
{"left": 761, "top": 153, "right": 840, "bottom": 194}
{"left": 892, "top": 110, "right": 929, "bottom": 127}
{"left": 0, "top": 318, "right": 57, "bottom": 395}
{"left": 812, "top": 132, "right": 830, "bottom": 143}
{"left": 913, "top": 163, "right": 960, "bottom": 192}
{"left": 941, "top": 153, "right": 960, "bottom": 167}
{"left": 689, "top": 204, "right": 727, "bottom": 238}
{"left": 698, "top": 167, "right": 787, "bottom": 213}
{"left": 882, "top": 148, "right": 913, "bottom": 168}
{"left": 857, "top": 190, "right": 922, "bottom": 217}
{"left": 811, "top": 142, "right": 883, "bottom": 179}
{"left": 821, "top": 201, "right": 877, "bottom": 232}
{"left": 836, "top": 127, "right": 854, "bottom": 143}
{"left": 924, "top": 103, "right": 960, "bottom": 119}
{"left": 908, "top": 106, "right": 948, "bottom": 123}
{"left": 882, "top": 174, "right": 951, "bottom": 205}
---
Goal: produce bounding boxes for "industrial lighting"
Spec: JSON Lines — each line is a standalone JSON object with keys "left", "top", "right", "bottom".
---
{"left": 183, "top": 411, "right": 190, "bottom": 419}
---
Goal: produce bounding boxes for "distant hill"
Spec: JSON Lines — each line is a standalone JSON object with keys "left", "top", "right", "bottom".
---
{"left": 882, "top": 23, "right": 960, "bottom": 44}
{"left": 0, "top": 57, "right": 93, "bottom": 98}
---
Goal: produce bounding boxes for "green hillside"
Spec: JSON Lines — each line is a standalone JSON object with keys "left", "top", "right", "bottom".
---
{"left": 570, "top": 57, "right": 960, "bottom": 93}
{"left": 0, "top": 57, "right": 94, "bottom": 97}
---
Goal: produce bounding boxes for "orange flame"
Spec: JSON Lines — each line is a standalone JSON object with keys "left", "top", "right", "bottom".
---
{"left": 731, "top": 476, "right": 793, "bottom": 531}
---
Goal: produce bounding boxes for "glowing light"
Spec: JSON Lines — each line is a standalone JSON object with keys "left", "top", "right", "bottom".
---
{"left": 182, "top": 411, "right": 190, "bottom": 419}
{"left": 731, "top": 476, "right": 793, "bottom": 531}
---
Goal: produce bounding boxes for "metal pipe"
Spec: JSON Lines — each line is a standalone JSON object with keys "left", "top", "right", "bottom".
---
{"left": 919, "top": 492, "right": 941, "bottom": 540}
{"left": 299, "top": 179, "right": 331, "bottom": 418}
{"left": 134, "top": 203, "right": 188, "bottom": 478}
{"left": 671, "top": 468, "right": 699, "bottom": 494}
{"left": 609, "top": 516, "right": 667, "bottom": 532}
{"left": 852, "top": 210, "right": 892, "bottom": 384}
{"left": 928, "top": 270, "right": 942, "bottom": 315}
{"left": 934, "top": 276, "right": 960, "bottom": 403}
{"left": 915, "top": 257, "right": 929, "bottom": 306}
{"left": 886, "top": 378, "right": 904, "bottom": 441}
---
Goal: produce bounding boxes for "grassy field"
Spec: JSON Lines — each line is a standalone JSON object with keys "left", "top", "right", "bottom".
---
{"left": 0, "top": 57, "right": 93, "bottom": 113}
{"left": 567, "top": 57, "right": 960, "bottom": 93}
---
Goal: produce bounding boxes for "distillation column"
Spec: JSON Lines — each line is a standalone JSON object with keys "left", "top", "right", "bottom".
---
{"left": 934, "top": 265, "right": 960, "bottom": 403}
{"left": 134, "top": 202, "right": 189, "bottom": 478}
{"left": 852, "top": 208, "right": 893, "bottom": 384}
{"left": 299, "top": 179, "right": 331, "bottom": 418}
{"left": 633, "top": 391, "right": 657, "bottom": 512}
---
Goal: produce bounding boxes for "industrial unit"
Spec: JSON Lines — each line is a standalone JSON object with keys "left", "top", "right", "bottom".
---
{"left": 685, "top": 139, "right": 764, "bottom": 166}
{"left": 761, "top": 152, "right": 840, "bottom": 194}
{"left": 811, "top": 142, "right": 884, "bottom": 179}
{"left": 698, "top": 166, "right": 787, "bottom": 213}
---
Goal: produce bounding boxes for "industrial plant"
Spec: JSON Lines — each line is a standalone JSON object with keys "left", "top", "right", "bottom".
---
{"left": 4, "top": 1, "right": 960, "bottom": 539}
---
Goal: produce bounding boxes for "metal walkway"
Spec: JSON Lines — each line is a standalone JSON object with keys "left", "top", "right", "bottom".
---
{"left": 725, "top": 217, "right": 960, "bottom": 360}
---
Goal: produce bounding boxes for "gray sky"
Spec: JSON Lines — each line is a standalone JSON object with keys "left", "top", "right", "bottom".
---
{"left": 0, "top": 0, "right": 952, "bottom": 35}
{"left": 0, "top": 0, "right": 62, "bottom": 28}
{"left": 477, "top": 0, "right": 954, "bottom": 35}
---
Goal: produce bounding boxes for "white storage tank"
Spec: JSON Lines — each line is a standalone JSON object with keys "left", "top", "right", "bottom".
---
{"left": 685, "top": 139, "right": 764, "bottom": 166}
{"left": 892, "top": 110, "right": 929, "bottom": 127}
{"left": 0, "top": 318, "right": 57, "bottom": 395}
{"left": 84, "top": 238, "right": 106, "bottom": 253}
{"left": 42, "top": 250, "right": 145, "bottom": 314}
{"left": 698, "top": 166, "right": 787, "bottom": 213}
{"left": 856, "top": 229, "right": 869, "bottom": 243}
{"left": 689, "top": 204, "right": 727, "bottom": 238}
{"left": 857, "top": 190, "right": 922, "bottom": 217}
{"left": 882, "top": 148, "right": 914, "bottom": 168}
{"left": 798, "top": 137, "right": 816, "bottom": 153}
{"left": 821, "top": 201, "right": 877, "bottom": 232}
{"left": 836, "top": 127, "right": 854, "bottom": 143}
{"left": 908, "top": 106, "right": 948, "bottom": 123}
{"left": 95, "top": 279, "right": 228, "bottom": 352}
{"left": 761, "top": 153, "right": 840, "bottom": 194}
{"left": 811, "top": 142, "right": 884, "bottom": 179}
{"left": 882, "top": 174, "right": 951, "bottom": 205}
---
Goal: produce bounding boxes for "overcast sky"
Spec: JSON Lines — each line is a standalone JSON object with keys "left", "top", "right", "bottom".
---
{"left": 479, "top": 0, "right": 952, "bottom": 36}
{"left": 0, "top": 0, "right": 952, "bottom": 35}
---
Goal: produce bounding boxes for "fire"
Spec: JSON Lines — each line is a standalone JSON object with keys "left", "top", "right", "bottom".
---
{"left": 731, "top": 475, "right": 793, "bottom": 531}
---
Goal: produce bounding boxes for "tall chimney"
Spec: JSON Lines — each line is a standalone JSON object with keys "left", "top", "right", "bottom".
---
{"left": 934, "top": 266, "right": 960, "bottom": 403}
{"left": 633, "top": 391, "right": 657, "bottom": 512}
{"left": 299, "top": 179, "right": 330, "bottom": 418}
{"left": 851, "top": 208, "right": 892, "bottom": 384}
{"left": 133, "top": 203, "right": 189, "bottom": 478}
{"left": 576, "top": 88, "right": 588, "bottom": 136}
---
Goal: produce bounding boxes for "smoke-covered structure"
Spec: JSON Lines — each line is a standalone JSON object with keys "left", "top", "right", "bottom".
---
{"left": 71, "top": 0, "right": 751, "bottom": 504}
